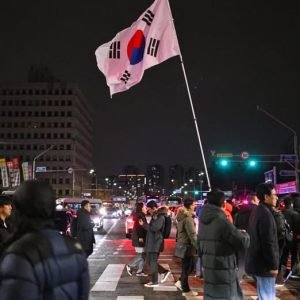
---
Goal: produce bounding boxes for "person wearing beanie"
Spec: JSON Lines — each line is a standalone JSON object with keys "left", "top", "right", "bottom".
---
{"left": 0, "top": 181, "right": 89, "bottom": 300}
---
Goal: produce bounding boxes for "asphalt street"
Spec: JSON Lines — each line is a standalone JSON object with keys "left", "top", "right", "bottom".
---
{"left": 87, "top": 217, "right": 300, "bottom": 300}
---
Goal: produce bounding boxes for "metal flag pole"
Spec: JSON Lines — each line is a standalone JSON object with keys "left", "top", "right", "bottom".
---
{"left": 166, "top": 0, "right": 211, "bottom": 190}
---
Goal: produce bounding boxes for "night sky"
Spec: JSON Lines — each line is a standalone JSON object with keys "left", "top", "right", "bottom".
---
{"left": 1, "top": 0, "right": 300, "bottom": 185}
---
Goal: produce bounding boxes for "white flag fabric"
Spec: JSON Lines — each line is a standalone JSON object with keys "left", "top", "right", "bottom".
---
{"left": 95, "top": 0, "right": 180, "bottom": 95}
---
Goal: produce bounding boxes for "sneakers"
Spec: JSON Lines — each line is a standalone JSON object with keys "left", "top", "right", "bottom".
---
{"left": 136, "top": 272, "right": 148, "bottom": 277}
{"left": 144, "top": 282, "right": 159, "bottom": 287}
{"left": 161, "top": 271, "right": 170, "bottom": 283}
{"left": 126, "top": 265, "right": 132, "bottom": 276}
{"left": 175, "top": 280, "right": 182, "bottom": 291}
{"left": 182, "top": 291, "right": 198, "bottom": 296}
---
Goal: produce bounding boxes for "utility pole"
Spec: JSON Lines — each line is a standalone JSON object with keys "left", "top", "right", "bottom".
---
{"left": 32, "top": 145, "right": 55, "bottom": 180}
{"left": 257, "top": 106, "right": 299, "bottom": 191}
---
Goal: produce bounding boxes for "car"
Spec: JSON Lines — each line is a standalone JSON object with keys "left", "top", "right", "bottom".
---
{"left": 101, "top": 206, "right": 122, "bottom": 218}
{"left": 55, "top": 198, "right": 104, "bottom": 232}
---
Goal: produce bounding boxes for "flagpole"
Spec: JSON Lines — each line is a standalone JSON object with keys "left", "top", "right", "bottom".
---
{"left": 166, "top": 0, "right": 211, "bottom": 191}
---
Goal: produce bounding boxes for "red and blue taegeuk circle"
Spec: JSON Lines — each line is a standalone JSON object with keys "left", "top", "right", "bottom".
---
{"left": 127, "top": 30, "right": 145, "bottom": 65}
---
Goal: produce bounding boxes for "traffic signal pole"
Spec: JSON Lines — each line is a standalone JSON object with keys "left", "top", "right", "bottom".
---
{"left": 257, "top": 106, "right": 299, "bottom": 192}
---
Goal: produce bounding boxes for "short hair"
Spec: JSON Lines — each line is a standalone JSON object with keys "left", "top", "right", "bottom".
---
{"left": 135, "top": 202, "right": 144, "bottom": 212}
{"left": 0, "top": 196, "right": 12, "bottom": 207}
{"left": 81, "top": 200, "right": 90, "bottom": 208}
{"left": 146, "top": 200, "right": 158, "bottom": 209}
{"left": 284, "top": 197, "right": 293, "bottom": 207}
{"left": 14, "top": 181, "right": 55, "bottom": 219}
{"left": 183, "top": 198, "right": 194, "bottom": 209}
{"left": 256, "top": 183, "right": 275, "bottom": 203}
{"left": 207, "top": 190, "right": 225, "bottom": 207}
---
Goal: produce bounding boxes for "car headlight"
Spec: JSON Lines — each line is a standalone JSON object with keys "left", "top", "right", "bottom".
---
{"left": 93, "top": 217, "right": 100, "bottom": 223}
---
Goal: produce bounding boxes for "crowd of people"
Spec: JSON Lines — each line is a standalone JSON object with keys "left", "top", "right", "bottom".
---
{"left": 1, "top": 181, "right": 300, "bottom": 299}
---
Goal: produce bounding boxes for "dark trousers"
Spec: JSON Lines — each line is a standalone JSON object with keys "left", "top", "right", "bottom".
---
{"left": 146, "top": 252, "right": 168, "bottom": 284}
{"left": 281, "top": 240, "right": 298, "bottom": 269}
{"left": 181, "top": 255, "right": 194, "bottom": 292}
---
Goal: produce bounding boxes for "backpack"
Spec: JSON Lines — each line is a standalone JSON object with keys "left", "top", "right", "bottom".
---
{"left": 162, "top": 215, "right": 172, "bottom": 238}
{"left": 70, "top": 217, "right": 78, "bottom": 238}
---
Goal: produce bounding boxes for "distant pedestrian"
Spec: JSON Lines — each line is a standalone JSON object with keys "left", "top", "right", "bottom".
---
{"left": 126, "top": 202, "right": 148, "bottom": 277}
{"left": 140, "top": 200, "right": 170, "bottom": 287}
{"left": 245, "top": 183, "right": 279, "bottom": 300}
{"left": 199, "top": 190, "right": 249, "bottom": 300}
{"left": 77, "top": 200, "right": 96, "bottom": 257}
{"left": 281, "top": 196, "right": 300, "bottom": 273}
{"left": 0, "top": 196, "right": 13, "bottom": 255}
{"left": 0, "top": 181, "right": 89, "bottom": 300}
{"left": 235, "top": 193, "right": 259, "bottom": 231}
{"left": 175, "top": 198, "right": 198, "bottom": 297}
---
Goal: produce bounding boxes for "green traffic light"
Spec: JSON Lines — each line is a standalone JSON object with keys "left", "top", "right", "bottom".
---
{"left": 220, "top": 159, "right": 229, "bottom": 167}
{"left": 247, "top": 159, "right": 257, "bottom": 168}
{"left": 194, "top": 191, "right": 199, "bottom": 195}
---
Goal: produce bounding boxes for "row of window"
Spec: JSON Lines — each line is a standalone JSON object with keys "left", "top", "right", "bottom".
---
{"left": 0, "top": 132, "right": 73, "bottom": 139}
{"left": 1, "top": 111, "right": 72, "bottom": 117}
{"left": 0, "top": 90, "right": 73, "bottom": 96}
{"left": 1, "top": 122, "right": 73, "bottom": 129}
{"left": 0, "top": 143, "right": 72, "bottom": 151}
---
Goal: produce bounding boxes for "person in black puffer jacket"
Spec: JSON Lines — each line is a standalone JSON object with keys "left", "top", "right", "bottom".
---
{"left": 126, "top": 202, "right": 148, "bottom": 276}
{"left": 198, "top": 190, "right": 250, "bottom": 300}
{"left": 0, "top": 181, "right": 89, "bottom": 300}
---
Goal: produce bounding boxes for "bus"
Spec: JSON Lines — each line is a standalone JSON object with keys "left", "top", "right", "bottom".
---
{"left": 55, "top": 198, "right": 104, "bottom": 233}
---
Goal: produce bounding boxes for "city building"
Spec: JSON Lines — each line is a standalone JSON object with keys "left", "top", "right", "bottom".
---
{"left": 146, "top": 164, "right": 163, "bottom": 194}
{"left": 169, "top": 164, "right": 184, "bottom": 190}
{"left": 0, "top": 67, "right": 93, "bottom": 197}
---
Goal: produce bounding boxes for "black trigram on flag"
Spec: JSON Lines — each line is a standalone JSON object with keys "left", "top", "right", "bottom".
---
{"left": 120, "top": 70, "right": 131, "bottom": 84}
{"left": 147, "top": 38, "right": 160, "bottom": 57}
{"left": 109, "top": 41, "right": 120, "bottom": 59}
{"left": 142, "top": 10, "right": 154, "bottom": 26}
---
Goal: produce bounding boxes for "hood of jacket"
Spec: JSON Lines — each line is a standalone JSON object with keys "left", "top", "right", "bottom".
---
{"left": 176, "top": 207, "right": 194, "bottom": 222}
{"left": 200, "top": 204, "right": 226, "bottom": 225}
{"left": 152, "top": 206, "right": 168, "bottom": 220}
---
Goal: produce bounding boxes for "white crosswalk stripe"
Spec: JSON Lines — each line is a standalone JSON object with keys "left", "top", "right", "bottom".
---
{"left": 91, "top": 264, "right": 125, "bottom": 292}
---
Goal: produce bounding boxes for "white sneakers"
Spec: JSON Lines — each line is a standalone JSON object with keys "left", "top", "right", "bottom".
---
{"left": 144, "top": 282, "right": 159, "bottom": 287}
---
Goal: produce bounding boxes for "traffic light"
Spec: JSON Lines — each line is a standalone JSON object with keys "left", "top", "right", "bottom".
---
{"left": 194, "top": 190, "right": 199, "bottom": 195}
{"left": 246, "top": 159, "right": 257, "bottom": 168}
{"left": 216, "top": 158, "right": 230, "bottom": 168}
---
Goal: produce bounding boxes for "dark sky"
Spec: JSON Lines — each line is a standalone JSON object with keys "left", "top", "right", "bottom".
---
{"left": 1, "top": 0, "right": 300, "bottom": 181}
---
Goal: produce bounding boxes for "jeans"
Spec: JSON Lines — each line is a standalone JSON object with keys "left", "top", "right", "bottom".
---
{"left": 128, "top": 250, "right": 145, "bottom": 273}
{"left": 195, "top": 256, "right": 204, "bottom": 277}
{"left": 181, "top": 255, "right": 195, "bottom": 292}
{"left": 146, "top": 252, "right": 168, "bottom": 284}
{"left": 255, "top": 276, "right": 276, "bottom": 300}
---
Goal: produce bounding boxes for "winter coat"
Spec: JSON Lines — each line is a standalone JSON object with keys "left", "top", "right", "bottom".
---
{"left": 131, "top": 211, "right": 147, "bottom": 247}
{"left": 77, "top": 208, "right": 95, "bottom": 256}
{"left": 283, "top": 207, "right": 300, "bottom": 237}
{"left": 143, "top": 206, "right": 168, "bottom": 253}
{"left": 198, "top": 204, "right": 250, "bottom": 300}
{"left": 0, "top": 218, "right": 14, "bottom": 255}
{"left": 0, "top": 228, "right": 89, "bottom": 300}
{"left": 224, "top": 202, "right": 233, "bottom": 223}
{"left": 245, "top": 202, "right": 279, "bottom": 277}
{"left": 176, "top": 207, "right": 197, "bottom": 256}
{"left": 234, "top": 203, "right": 257, "bottom": 231}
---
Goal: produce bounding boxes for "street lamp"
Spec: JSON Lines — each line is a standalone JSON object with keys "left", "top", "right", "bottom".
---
{"left": 32, "top": 145, "right": 55, "bottom": 180}
{"left": 257, "top": 105, "right": 299, "bottom": 191}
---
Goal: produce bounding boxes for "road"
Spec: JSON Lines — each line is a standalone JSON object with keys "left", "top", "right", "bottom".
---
{"left": 88, "top": 217, "right": 300, "bottom": 300}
